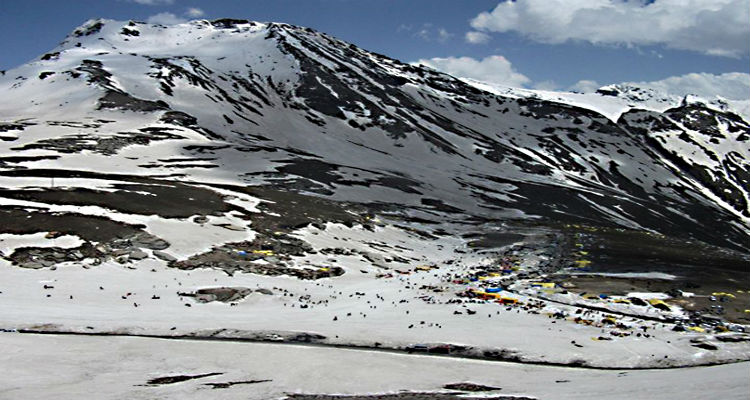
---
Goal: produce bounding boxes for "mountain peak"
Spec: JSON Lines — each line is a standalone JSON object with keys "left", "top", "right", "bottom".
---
{"left": 1, "top": 18, "right": 748, "bottom": 254}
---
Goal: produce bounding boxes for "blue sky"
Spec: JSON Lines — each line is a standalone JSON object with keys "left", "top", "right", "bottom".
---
{"left": 0, "top": 0, "right": 748, "bottom": 93}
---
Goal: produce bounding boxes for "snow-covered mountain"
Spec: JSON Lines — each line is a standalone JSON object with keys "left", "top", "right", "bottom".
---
{"left": 1, "top": 18, "right": 748, "bottom": 252}
{"left": 464, "top": 78, "right": 750, "bottom": 123}
{"left": 3, "top": 19, "right": 750, "bottom": 381}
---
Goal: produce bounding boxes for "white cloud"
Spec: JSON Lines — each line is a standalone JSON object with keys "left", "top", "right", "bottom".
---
{"left": 396, "top": 24, "right": 413, "bottom": 33}
{"left": 147, "top": 12, "right": 186, "bottom": 25}
{"left": 130, "top": 0, "right": 174, "bottom": 5}
{"left": 569, "top": 79, "right": 602, "bottom": 93}
{"left": 409, "top": 24, "right": 453, "bottom": 42}
{"left": 465, "top": 31, "right": 491, "bottom": 44}
{"left": 532, "top": 80, "right": 559, "bottom": 91}
{"left": 470, "top": 0, "right": 750, "bottom": 57}
{"left": 415, "top": 55, "right": 531, "bottom": 88}
{"left": 186, "top": 7, "right": 204, "bottom": 18}
{"left": 437, "top": 28, "right": 453, "bottom": 43}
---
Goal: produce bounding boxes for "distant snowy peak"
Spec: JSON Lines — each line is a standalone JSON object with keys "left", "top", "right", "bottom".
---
{"left": 594, "top": 83, "right": 748, "bottom": 120}
{"left": 463, "top": 78, "right": 750, "bottom": 123}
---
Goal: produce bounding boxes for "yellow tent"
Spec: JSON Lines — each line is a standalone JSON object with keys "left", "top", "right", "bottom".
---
{"left": 498, "top": 296, "right": 518, "bottom": 304}
{"left": 648, "top": 299, "right": 671, "bottom": 311}
{"left": 470, "top": 290, "right": 502, "bottom": 300}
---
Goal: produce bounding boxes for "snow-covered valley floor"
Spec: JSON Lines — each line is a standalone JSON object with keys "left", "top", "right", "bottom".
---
{"left": 0, "top": 172, "right": 748, "bottom": 398}
{"left": 2, "top": 230, "right": 749, "bottom": 370}
{"left": 1, "top": 332, "right": 748, "bottom": 400}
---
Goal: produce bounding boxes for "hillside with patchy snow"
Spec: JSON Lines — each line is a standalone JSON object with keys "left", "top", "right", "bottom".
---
{"left": 0, "top": 18, "right": 748, "bottom": 251}
{"left": 0, "top": 19, "right": 749, "bottom": 384}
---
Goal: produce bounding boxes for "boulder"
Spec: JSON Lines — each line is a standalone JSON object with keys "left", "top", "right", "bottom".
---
{"left": 128, "top": 249, "right": 149, "bottom": 260}
{"left": 153, "top": 250, "right": 177, "bottom": 262}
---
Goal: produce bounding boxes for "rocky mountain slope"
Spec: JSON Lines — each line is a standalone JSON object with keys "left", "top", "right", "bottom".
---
{"left": 1, "top": 18, "right": 747, "bottom": 253}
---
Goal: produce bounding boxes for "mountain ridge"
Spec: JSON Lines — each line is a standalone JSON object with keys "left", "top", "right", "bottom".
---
{"left": 1, "top": 18, "right": 748, "bottom": 253}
